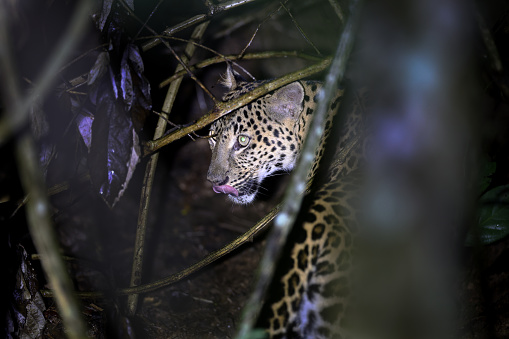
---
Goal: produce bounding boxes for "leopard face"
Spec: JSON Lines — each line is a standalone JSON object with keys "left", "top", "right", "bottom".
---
{"left": 207, "top": 68, "right": 322, "bottom": 204}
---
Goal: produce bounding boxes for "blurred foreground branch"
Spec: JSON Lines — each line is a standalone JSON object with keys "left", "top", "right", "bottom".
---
{"left": 0, "top": 1, "right": 95, "bottom": 338}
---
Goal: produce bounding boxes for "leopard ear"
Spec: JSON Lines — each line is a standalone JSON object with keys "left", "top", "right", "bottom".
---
{"left": 266, "top": 82, "right": 305, "bottom": 122}
{"left": 220, "top": 63, "right": 246, "bottom": 91}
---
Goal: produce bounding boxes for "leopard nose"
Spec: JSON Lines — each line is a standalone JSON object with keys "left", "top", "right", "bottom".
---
{"left": 207, "top": 171, "right": 229, "bottom": 186}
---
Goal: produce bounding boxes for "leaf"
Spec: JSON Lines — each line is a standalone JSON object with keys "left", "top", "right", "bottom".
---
{"left": 95, "top": 0, "right": 114, "bottom": 32}
{"left": 88, "top": 51, "right": 110, "bottom": 89}
{"left": 76, "top": 114, "right": 94, "bottom": 151}
{"left": 120, "top": 47, "right": 134, "bottom": 110}
{"left": 93, "top": 0, "right": 133, "bottom": 32}
{"left": 89, "top": 76, "right": 140, "bottom": 208}
{"left": 27, "top": 91, "right": 56, "bottom": 174}
{"left": 466, "top": 184, "right": 509, "bottom": 246}
{"left": 86, "top": 43, "right": 148, "bottom": 208}
{"left": 120, "top": 43, "right": 151, "bottom": 132}
{"left": 9, "top": 246, "right": 47, "bottom": 338}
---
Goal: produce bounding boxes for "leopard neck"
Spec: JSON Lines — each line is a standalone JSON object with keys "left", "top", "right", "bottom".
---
{"left": 293, "top": 81, "right": 343, "bottom": 180}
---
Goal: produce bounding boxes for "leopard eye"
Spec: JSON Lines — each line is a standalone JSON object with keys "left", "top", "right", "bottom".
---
{"left": 237, "top": 135, "right": 250, "bottom": 147}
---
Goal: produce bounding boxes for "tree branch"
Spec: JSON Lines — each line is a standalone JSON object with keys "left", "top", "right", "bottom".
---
{"left": 143, "top": 56, "right": 332, "bottom": 156}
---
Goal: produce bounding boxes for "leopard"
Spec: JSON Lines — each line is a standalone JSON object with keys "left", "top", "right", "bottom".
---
{"left": 207, "top": 65, "right": 365, "bottom": 338}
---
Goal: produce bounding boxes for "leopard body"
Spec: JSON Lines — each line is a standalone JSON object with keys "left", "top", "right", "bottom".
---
{"left": 207, "top": 66, "right": 364, "bottom": 338}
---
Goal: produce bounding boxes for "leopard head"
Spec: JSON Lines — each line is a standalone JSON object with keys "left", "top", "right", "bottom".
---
{"left": 207, "top": 67, "right": 305, "bottom": 204}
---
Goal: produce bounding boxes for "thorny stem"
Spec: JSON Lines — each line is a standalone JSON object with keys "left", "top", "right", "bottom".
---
{"left": 235, "top": 0, "right": 362, "bottom": 337}
{"left": 127, "top": 21, "right": 210, "bottom": 316}
{"left": 143, "top": 57, "right": 332, "bottom": 156}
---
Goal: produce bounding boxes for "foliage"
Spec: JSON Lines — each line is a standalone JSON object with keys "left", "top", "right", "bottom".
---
{"left": 466, "top": 184, "right": 509, "bottom": 246}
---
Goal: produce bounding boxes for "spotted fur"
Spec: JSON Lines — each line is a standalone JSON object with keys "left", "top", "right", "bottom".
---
{"left": 260, "top": 174, "right": 361, "bottom": 338}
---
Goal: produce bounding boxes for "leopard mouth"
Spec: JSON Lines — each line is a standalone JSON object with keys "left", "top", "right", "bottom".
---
{"left": 212, "top": 178, "right": 259, "bottom": 204}
{"left": 212, "top": 184, "right": 239, "bottom": 197}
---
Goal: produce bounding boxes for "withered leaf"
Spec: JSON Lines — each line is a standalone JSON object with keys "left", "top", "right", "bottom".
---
{"left": 76, "top": 114, "right": 93, "bottom": 151}
{"left": 95, "top": 0, "right": 114, "bottom": 32}
{"left": 85, "top": 37, "right": 151, "bottom": 208}
{"left": 120, "top": 43, "right": 151, "bottom": 132}
{"left": 9, "top": 246, "right": 47, "bottom": 338}
{"left": 88, "top": 51, "right": 110, "bottom": 89}
{"left": 89, "top": 78, "right": 140, "bottom": 208}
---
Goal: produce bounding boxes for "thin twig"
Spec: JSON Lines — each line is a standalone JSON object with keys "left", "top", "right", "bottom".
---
{"left": 157, "top": 50, "right": 322, "bottom": 88}
{"left": 146, "top": 34, "right": 257, "bottom": 82}
{"left": 141, "top": 0, "right": 263, "bottom": 52}
{"left": 141, "top": 14, "right": 208, "bottom": 52}
{"left": 10, "top": 173, "right": 90, "bottom": 217}
{"left": 280, "top": 2, "right": 321, "bottom": 56}
{"left": 144, "top": 56, "right": 332, "bottom": 156}
{"left": 239, "top": 1, "right": 287, "bottom": 58}
{"left": 235, "top": 0, "right": 362, "bottom": 336}
{"left": 134, "top": 0, "right": 164, "bottom": 39}
{"left": 58, "top": 44, "right": 108, "bottom": 73}
{"left": 119, "top": 0, "right": 218, "bottom": 104}
{"left": 127, "top": 21, "right": 211, "bottom": 316}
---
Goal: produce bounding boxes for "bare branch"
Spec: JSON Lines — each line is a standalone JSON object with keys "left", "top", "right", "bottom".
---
{"left": 143, "top": 56, "right": 332, "bottom": 156}
{"left": 127, "top": 21, "right": 210, "bottom": 316}
{"left": 141, "top": 0, "right": 264, "bottom": 52}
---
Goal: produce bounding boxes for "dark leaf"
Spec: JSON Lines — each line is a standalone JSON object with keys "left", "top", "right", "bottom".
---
{"left": 28, "top": 92, "right": 56, "bottom": 174}
{"left": 126, "top": 43, "right": 144, "bottom": 76}
{"left": 466, "top": 185, "right": 509, "bottom": 246}
{"left": 121, "top": 43, "right": 151, "bottom": 132}
{"left": 93, "top": 0, "right": 134, "bottom": 32}
{"left": 120, "top": 47, "right": 134, "bottom": 110}
{"left": 76, "top": 114, "right": 94, "bottom": 151}
{"left": 95, "top": 0, "right": 114, "bottom": 32}
{"left": 8, "top": 246, "right": 47, "bottom": 338}
{"left": 28, "top": 93, "right": 49, "bottom": 140}
{"left": 38, "top": 143, "right": 56, "bottom": 175}
{"left": 89, "top": 78, "right": 140, "bottom": 208}
{"left": 88, "top": 52, "right": 110, "bottom": 90}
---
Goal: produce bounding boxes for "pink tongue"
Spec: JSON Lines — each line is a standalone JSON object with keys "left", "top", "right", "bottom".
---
{"left": 212, "top": 185, "right": 239, "bottom": 197}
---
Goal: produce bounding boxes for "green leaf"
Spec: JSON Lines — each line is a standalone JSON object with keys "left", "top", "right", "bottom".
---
{"left": 466, "top": 184, "right": 509, "bottom": 246}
